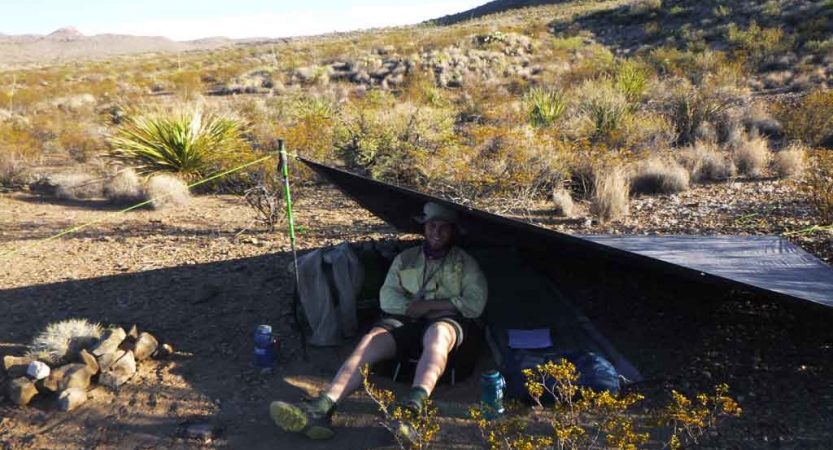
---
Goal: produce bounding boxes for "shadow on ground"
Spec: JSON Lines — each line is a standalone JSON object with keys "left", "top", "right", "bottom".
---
{"left": 2, "top": 243, "right": 833, "bottom": 449}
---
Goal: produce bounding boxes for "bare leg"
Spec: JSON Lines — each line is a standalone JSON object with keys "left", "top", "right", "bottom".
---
{"left": 323, "top": 327, "right": 396, "bottom": 403}
{"left": 412, "top": 322, "right": 456, "bottom": 395}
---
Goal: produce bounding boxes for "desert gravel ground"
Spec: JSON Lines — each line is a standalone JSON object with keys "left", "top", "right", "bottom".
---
{"left": 1, "top": 178, "right": 831, "bottom": 449}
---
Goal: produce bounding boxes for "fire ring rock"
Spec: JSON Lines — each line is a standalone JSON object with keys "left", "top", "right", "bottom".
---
{"left": 9, "top": 378, "right": 38, "bottom": 406}
{"left": 3, "top": 356, "right": 34, "bottom": 378}
{"left": 99, "top": 350, "right": 136, "bottom": 389}
{"left": 59, "top": 364, "right": 94, "bottom": 391}
{"left": 90, "top": 328, "right": 126, "bottom": 357}
{"left": 131, "top": 332, "right": 159, "bottom": 361}
{"left": 26, "top": 361, "right": 51, "bottom": 381}
{"left": 58, "top": 388, "right": 88, "bottom": 412}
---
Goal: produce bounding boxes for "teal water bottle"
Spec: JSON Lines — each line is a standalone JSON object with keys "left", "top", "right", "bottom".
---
{"left": 481, "top": 370, "right": 506, "bottom": 420}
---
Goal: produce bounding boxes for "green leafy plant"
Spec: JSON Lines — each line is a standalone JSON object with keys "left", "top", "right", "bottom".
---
{"left": 107, "top": 107, "right": 249, "bottom": 181}
{"left": 524, "top": 87, "right": 568, "bottom": 128}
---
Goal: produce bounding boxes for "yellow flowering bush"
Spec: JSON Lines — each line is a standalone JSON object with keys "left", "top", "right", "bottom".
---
{"left": 472, "top": 359, "right": 742, "bottom": 450}
{"left": 361, "top": 365, "right": 440, "bottom": 450}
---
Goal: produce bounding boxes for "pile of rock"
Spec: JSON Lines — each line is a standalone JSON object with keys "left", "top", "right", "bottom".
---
{"left": 2, "top": 325, "right": 172, "bottom": 412}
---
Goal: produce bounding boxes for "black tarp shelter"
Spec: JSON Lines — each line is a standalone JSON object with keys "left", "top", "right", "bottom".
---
{"left": 300, "top": 157, "right": 833, "bottom": 310}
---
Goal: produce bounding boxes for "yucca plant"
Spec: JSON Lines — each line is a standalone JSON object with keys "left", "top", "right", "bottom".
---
{"left": 524, "top": 87, "right": 568, "bottom": 128}
{"left": 108, "top": 107, "right": 249, "bottom": 181}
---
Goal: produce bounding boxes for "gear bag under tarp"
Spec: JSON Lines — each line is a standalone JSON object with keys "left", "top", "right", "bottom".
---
{"left": 297, "top": 242, "right": 364, "bottom": 346}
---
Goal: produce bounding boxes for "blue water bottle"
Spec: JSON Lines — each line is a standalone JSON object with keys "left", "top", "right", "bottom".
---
{"left": 254, "top": 325, "right": 276, "bottom": 367}
{"left": 481, "top": 370, "right": 506, "bottom": 420}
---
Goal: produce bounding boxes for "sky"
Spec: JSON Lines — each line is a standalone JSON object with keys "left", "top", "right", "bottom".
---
{"left": 0, "top": 0, "right": 485, "bottom": 41}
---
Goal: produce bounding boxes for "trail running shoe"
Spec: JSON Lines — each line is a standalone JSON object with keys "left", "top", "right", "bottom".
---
{"left": 270, "top": 400, "right": 335, "bottom": 440}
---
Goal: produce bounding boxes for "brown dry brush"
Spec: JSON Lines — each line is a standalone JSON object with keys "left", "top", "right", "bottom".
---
{"left": 808, "top": 150, "right": 833, "bottom": 225}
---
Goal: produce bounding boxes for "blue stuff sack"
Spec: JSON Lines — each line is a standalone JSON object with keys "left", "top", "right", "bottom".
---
{"left": 503, "top": 350, "right": 620, "bottom": 403}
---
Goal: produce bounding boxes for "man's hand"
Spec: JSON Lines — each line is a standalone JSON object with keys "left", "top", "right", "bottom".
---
{"left": 405, "top": 301, "right": 435, "bottom": 318}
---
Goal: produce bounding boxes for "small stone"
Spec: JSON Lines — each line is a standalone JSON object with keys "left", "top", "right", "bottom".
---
{"left": 100, "top": 350, "right": 136, "bottom": 389}
{"left": 9, "top": 377, "right": 38, "bottom": 406}
{"left": 26, "top": 361, "right": 50, "bottom": 381}
{"left": 131, "top": 332, "right": 159, "bottom": 362}
{"left": 90, "top": 328, "right": 127, "bottom": 357}
{"left": 97, "top": 350, "right": 128, "bottom": 371}
{"left": 78, "top": 349, "right": 99, "bottom": 375}
{"left": 60, "top": 364, "right": 94, "bottom": 391}
{"left": 58, "top": 388, "right": 87, "bottom": 412}
{"left": 127, "top": 325, "right": 139, "bottom": 340}
{"left": 3, "top": 356, "right": 34, "bottom": 378}
{"left": 184, "top": 423, "right": 215, "bottom": 442}
{"left": 153, "top": 343, "right": 174, "bottom": 359}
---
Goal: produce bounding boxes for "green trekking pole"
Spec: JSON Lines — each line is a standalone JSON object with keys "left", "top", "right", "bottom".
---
{"left": 278, "top": 139, "right": 307, "bottom": 360}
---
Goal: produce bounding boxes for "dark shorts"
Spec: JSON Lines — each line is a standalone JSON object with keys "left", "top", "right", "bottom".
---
{"left": 374, "top": 315, "right": 469, "bottom": 360}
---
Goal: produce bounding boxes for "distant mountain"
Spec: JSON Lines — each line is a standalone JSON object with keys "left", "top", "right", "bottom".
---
{"left": 0, "top": 28, "right": 240, "bottom": 67}
{"left": 48, "top": 26, "right": 84, "bottom": 38}
{"left": 431, "top": 0, "right": 569, "bottom": 25}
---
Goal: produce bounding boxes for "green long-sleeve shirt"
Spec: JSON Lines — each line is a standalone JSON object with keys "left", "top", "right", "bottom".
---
{"left": 380, "top": 245, "right": 488, "bottom": 319}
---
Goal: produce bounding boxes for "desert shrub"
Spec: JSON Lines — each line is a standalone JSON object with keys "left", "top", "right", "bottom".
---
{"left": 473, "top": 359, "right": 742, "bottom": 450}
{"left": 772, "top": 89, "right": 833, "bottom": 146}
{"left": 591, "top": 166, "right": 628, "bottom": 222}
{"left": 58, "top": 122, "right": 106, "bottom": 163}
{"left": 27, "top": 318, "right": 102, "bottom": 364}
{"left": 727, "top": 22, "right": 793, "bottom": 69}
{"left": 630, "top": 0, "right": 662, "bottom": 17}
{"left": 335, "top": 101, "right": 456, "bottom": 186}
{"left": 693, "top": 121, "right": 718, "bottom": 144}
{"left": 773, "top": 143, "right": 807, "bottom": 181}
{"left": 524, "top": 87, "right": 567, "bottom": 128}
{"left": 678, "top": 142, "right": 736, "bottom": 182}
{"left": 666, "top": 82, "right": 738, "bottom": 145}
{"left": 630, "top": 158, "right": 690, "bottom": 195}
{"left": 146, "top": 174, "right": 190, "bottom": 210}
{"left": 551, "top": 188, "right": 575, "bottom": 217}
{"left": 103, "top": 168, "right": 145, "bottom": 204}
{"left": 626, "top": 112, "right": 677, "bottom": 151}
{"left": 614, "top": 61, "right": 650, "bottom": 103}
{"left": 0, "top": 153, "right": 30, "bottom": 188}
{"left": 450, "top": 126, "right": 570, "bottom": 207}
{"left": 108, "top": 107, "right": 249, "bottom": 181}
{"left": 733, "top": 134, "right": 770, "bottom": 178}
{"left": 808, "top": 151, "right": 833, "bottom": 224}
{"left": 52, "top": 173, "right": 104, "bottom": 200}
{"left": 576, "top": 79, "right": 629, "bottom": 145}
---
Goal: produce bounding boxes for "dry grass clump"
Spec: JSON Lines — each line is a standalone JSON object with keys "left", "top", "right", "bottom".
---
{"left": 772, "top": 142, "right": 807, "bottom": 179}
{"left": 52, "top": 173, "right": 103, "bottom": 200}
{"left": 0, "top": 153, "right": 29, "bottom": 187}
{"left": 733, "top": 134, "right": 770, "bottom": 178}
{"left": 27, "top": 318, "right": 102, "bottom": 364}
{"left": 679, "top": 142, "right": 735, "bottom": 182}
{"left": 146, "top": 174, "right": 190, "bottom": 210}
{"left": 630, "top": 158, "right": 690, "bottom": 195}
{"left": 591, "top": 167, "right": 628, "bottom": 222}
{"left": 551, "top": 188, "right": 575, "bottom": 217}
{"left": 103, "top": 168, "right": 145, "bottom": 204}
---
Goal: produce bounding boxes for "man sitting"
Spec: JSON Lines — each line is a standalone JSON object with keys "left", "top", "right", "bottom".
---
{"left": 271, "top": 202, "right": 488, "bottom": 440}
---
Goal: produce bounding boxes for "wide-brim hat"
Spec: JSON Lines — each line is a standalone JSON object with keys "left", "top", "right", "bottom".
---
{"left": 414, "top": 202, "right": 467, "bottom": 234}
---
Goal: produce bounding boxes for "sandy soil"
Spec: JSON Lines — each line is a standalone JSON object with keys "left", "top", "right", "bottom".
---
{"left": 1, "top": 180, "right": 832, "bottom": 449}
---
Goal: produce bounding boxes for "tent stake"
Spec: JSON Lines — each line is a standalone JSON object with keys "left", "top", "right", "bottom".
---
{"left": 278, "top": 139, "right": 307, "bottom": 361}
